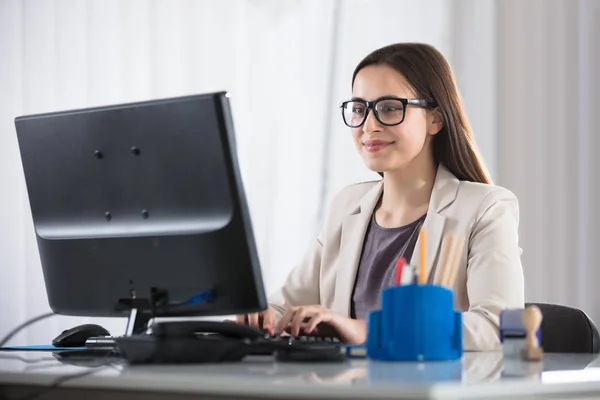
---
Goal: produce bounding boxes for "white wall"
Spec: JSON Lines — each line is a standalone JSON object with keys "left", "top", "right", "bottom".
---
{"left": 0, "top": 0, "right": 597, "bottom": 344}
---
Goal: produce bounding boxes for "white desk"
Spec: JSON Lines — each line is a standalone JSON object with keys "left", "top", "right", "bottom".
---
{"left": 1, "top": 351, "right": 600, "bottom": 399}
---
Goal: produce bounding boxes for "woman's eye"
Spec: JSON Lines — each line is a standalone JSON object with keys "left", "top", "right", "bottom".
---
{"left": 378, "top": 102, "right": 403, "bottom": 114}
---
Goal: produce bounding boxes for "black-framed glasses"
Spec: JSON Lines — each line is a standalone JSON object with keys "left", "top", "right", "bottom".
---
{"left": 339, "top": 97, "right": 437, "bottom": 128}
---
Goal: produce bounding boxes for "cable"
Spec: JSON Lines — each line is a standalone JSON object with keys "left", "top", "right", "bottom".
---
{"left": 0, "top": 354, "right": 56, "bottom": 364}
{"left": 167, "top": 290, "right": 214, "bottom": 308}
{"left": 0, "top": 313, "right": 121, "bottom": 400}
{"left": 0, "top": 312, "right": 56, "bottom": 348}
{"left": 184, "top": 290, "right": 214, "bottom": 305}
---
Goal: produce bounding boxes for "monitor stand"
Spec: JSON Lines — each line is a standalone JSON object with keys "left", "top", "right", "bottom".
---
{"left": 117, "top": 286, "right": 171, "bottom": 336}
{"left": 117, "top": 287, "right": 220, "bottom": 338}
{"left": 125, "top": 308, "right": 152, "bottom": 336}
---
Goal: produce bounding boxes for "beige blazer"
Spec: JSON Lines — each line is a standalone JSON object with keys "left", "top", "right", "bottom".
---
{"left": 268, "top": 164, "right": 525, "bottom": 351}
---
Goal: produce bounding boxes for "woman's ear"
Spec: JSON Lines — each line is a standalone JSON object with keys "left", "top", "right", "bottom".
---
{"left": 427, "top": 108, "right": 444, "bottom": 135}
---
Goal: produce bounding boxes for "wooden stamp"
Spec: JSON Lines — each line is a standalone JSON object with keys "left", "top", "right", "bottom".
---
{"left": 520, "top": 305, "right": 544, "bottom": 361}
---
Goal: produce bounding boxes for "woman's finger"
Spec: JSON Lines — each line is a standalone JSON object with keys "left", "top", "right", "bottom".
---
{"left": 248, "top": 313, "right": 260, "bottom": 329}
{"left": 276, "top": 308, "right": 296, "bottom": 335}
{"left": 290, "top": 308, "right": 309, "bottom": 337}
{"left": 304, "top": 313, "right": 324, "bottom": 335}
{"left": 262, "top": 309, "right": 276, "bottom": 334}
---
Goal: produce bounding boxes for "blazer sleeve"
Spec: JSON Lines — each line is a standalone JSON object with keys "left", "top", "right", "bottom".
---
{"left": 267, "top": 234, "right": 323, "bottom": 319}
{"left": 266, "top": 182, "right": 361, "bottom": 319}
{"left": 462, "top": 187, "right": 525, "bottom": 351}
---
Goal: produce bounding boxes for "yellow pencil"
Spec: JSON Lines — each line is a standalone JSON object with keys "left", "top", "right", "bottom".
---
{"left": 419, "top": 229, "right": 426, "bottom": 284}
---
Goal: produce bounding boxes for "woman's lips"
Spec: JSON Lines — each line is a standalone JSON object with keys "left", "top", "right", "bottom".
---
{"left": 363, "top": 140, "right": 394, "bottom": 153}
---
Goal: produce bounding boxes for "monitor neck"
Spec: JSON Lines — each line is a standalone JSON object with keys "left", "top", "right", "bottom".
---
{"left": 125, "top": 308, "right": 152, "bottom": 336}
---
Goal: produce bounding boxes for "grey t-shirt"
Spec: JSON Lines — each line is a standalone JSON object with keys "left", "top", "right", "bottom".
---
{"left": 350, "top": 213, "right": 426, "bottom": 320}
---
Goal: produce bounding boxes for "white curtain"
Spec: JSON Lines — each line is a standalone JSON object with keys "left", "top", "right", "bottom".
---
{"left": 0, "top": 0, "right": 597, "bottom": 345}
{"left": 495, "top": 0, "right": 600, "bottom": 322}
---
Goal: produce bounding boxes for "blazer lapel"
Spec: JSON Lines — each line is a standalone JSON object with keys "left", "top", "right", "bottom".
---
{"left": 410, "top": 164, "right": 460, "bottom": 282}
{"left": 330, "top": 164, "right": 460, "bottom": 316}
{"left": 331, "top": 181, "right": 383, "bottom": 316}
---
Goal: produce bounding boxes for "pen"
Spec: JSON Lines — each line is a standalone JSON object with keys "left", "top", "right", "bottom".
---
{"left": 394, "top": 257, "right": 406, "bottom": 286}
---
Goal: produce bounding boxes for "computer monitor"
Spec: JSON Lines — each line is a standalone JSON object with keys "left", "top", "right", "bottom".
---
{"left": 14, "top": 92, "right": 268, "bottom": 331}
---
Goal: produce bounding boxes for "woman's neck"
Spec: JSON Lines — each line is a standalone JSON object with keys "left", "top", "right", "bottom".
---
{"left": 376, "top": 156, "right": 437, "bottom": 227}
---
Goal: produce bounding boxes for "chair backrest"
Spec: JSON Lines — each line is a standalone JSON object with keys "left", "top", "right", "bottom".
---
{"left": 526, "top": 302, "right": 600, "bottom": 353}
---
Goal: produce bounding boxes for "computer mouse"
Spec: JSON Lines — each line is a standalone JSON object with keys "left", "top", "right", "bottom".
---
{"left": 52, "top": 324, "right": 111, "bottom": 347}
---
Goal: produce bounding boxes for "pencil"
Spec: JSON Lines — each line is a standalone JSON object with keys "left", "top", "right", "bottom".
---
{"left": 436, "top": 233, "right": 454, "bottom": 286}
{"left": 446, "top": 236, "right": 465, "bottom": 288}
{"left": 419, "top": 228, "right": 426, "bottom": 284}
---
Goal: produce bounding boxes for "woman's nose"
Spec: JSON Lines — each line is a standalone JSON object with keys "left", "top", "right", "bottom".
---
{"left": 362, "top": 109, "right": 382, "bottom": 134}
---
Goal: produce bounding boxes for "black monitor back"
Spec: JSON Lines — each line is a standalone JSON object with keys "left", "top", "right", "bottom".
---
{"left": 14, "top": 92, "right": 268, "bottom": 318}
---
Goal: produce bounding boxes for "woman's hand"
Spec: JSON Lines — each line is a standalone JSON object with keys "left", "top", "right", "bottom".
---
{"left": 235, "top": 307, "right": 277, "bottom": 335}
{"left": 275, "top": 305, "right": 366, "bottom": 344}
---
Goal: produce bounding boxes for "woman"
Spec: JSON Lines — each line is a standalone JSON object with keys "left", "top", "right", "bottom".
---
{"left": 237, "top": 43, "right": 524, "bottom": 351}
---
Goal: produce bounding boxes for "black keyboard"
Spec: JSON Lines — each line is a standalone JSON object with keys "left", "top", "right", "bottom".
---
{"left": 267, "top": 335, "right": 341, "bottom": 345}
{"left": 244, "top": 335, "right": 344, "bottom": 362}
{"left": 114, "top": 322, "right": 346, "bottom": 364}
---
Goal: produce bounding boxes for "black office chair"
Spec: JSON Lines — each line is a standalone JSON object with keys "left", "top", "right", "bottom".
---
{"left": 526, "top": 302, "right": 600, "bottom": 353}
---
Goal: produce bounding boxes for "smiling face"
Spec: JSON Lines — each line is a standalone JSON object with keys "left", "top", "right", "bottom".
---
{"left": 350, "top": 64, "right": 440, "bottom": 174}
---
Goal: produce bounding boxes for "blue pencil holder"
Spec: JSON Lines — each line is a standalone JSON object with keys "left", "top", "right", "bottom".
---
{"left": 366, "top": 284, "right": 463, "bottom": 361}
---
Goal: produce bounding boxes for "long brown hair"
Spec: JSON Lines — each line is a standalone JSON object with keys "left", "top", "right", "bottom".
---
{"left": 352, "top": 43, "right": 492, "bottom": 184}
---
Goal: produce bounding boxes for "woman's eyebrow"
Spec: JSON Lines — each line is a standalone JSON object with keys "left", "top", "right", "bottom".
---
{"left": 350, "top": 95, "right": 401, "bottom": 102}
